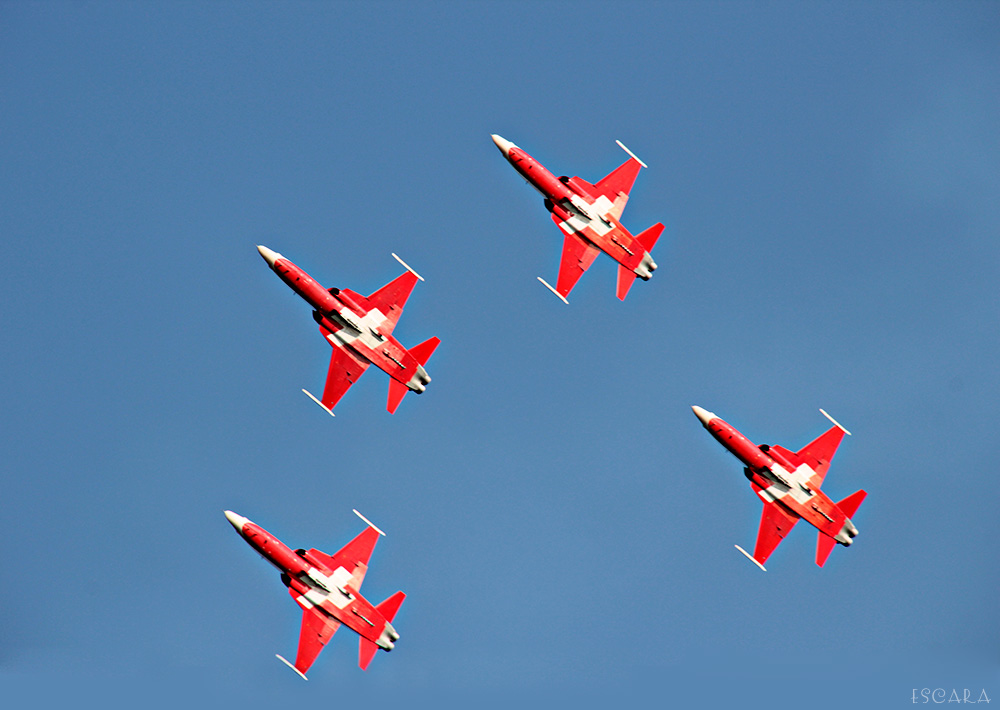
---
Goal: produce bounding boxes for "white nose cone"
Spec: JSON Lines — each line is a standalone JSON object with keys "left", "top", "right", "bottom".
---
{"left": 224, "top": 510, "right": 248, "bottom": 533}
{"left": 691, "top": 405, "right": 716, "bottom": 426}
{"left": 491, "top": 134, "right": 515, "bottom": 158}
{"left": 256, "top": 244, "right": 282, "bottom": 268}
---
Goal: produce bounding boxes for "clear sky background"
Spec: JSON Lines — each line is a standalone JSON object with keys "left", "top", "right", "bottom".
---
{"left": 2, "top": 1, "right": 997, "bottom": 707}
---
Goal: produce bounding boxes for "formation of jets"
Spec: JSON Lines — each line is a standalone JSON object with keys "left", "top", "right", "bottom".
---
{"left": 228, "top": 134, "right": 869, "bottom": 679}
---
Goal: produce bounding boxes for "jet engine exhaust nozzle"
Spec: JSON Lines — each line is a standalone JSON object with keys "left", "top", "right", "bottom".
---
{"left": 636, "top": 253, "right": 657, "bottom": 280}
{"left": 407, "top": 365, "right": 431, "bottom": 393}
{"left": 377, "top": 622, "right": 399, "bottom": 651}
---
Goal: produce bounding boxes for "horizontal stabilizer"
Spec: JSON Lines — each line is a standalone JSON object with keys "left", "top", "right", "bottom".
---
{"left": 376, "top": 591, "right": 406, "bottom": 623}
{"left": 636, "top": 223, "right": 664, "bottom": 253}
{"left": 387, "top": 379, "right": 409, "bottom": 414}
{"left": 409, "top": 336, "right": 440, "bottom": 366}
{"left": 616, "top": 265, "right": 637, "bottom": 301}
{"left": 816, "top": 533, "right": 837, "bottom": 567}
{"left": 359, "top": 638, "right": 379, "bottom": 671}
{"left": 837, "top": 489, "right": 867, "bottom": 519}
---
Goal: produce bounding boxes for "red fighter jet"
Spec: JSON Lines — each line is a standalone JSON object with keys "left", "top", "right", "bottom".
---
{"left": 491, "top": 134, "right": 664, "bottom": 302}
{"left": 692, "top": 406, "right": 867, "bottom": 571}
{"left": 257, "top": 246, "right": 440, "bottom": 415}
{"left": 225, "top": 510, "right": 404, "bottom": 678}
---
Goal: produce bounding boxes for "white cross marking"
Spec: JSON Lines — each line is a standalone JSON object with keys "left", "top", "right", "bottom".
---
{"left": 326, "top": 308, "right": 390, "bottom": 351}
{"left": 299, "top": 566, "right": 355, "bottom": 610}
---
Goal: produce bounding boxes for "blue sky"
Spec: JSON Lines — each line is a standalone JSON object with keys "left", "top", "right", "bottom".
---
{"left": 1, "top": 1, "right": 997, "bottom": 707}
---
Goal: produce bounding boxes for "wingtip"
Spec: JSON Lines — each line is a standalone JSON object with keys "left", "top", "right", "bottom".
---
{"left": 735, "top": 545, "right": 767, "bottom": 571}
{"left": 276, "top": 654, "right": 308, "bottom": 680}
{"left": 353, "top": 509, "right": 386, "bottom": 536}
{"left": 302, "top": 389, "right": 335, "bottom": 417}
{"left": 391, "top": 253, "right": 424, "bottom": 281}
{"left": 615, "top": 139, "right": 647, "bottom": 168}
{"left": 537, "top": 277, "right": 569, "bottom": 304}
{"left": 819, "top": 408, "right": 851, "bottom": 435}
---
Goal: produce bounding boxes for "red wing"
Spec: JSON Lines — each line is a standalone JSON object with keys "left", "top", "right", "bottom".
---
{"left": 367, "top": 271, "right": 419, "bottom": 337}
{"left": 307, "top": 525, "right": 381, "bottom": 591}
{"left": 293, "top": 608, "right": 340, "bottom": 677}
{"left": 594, "top": 157, "right": 643, "bottom": 221}
{"left": 551, "top": 224, "right": 601, "bottom": 299}
{"left": 318, "top": 340, "right": 371, "bottom": 411}
{"left": 752, "top": 499, "right": 800, "bottom": 567}
{"left": 796, "top": 425, "right": 847, "bottom": 489}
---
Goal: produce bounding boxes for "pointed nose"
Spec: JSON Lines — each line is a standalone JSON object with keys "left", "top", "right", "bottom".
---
{"left": 491, "top": 134, "right": 515, "bottom": 158}
{"left": 256, "top": 245, "right": 281, "bottom": 268}
{"left": 691, "top": 405, "right": 716, "bottom": 426}
{"left": 224, "top": 510, "right": 248, "bottom": 533}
